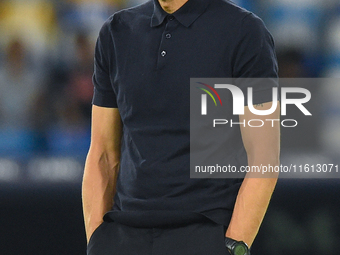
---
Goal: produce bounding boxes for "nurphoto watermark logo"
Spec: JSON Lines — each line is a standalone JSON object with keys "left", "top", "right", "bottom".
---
{"left": 189, "top": 78, "right": 338, "bottom": 179}
{"left": 195, "top": 81, "right": 311, "bottom": 128}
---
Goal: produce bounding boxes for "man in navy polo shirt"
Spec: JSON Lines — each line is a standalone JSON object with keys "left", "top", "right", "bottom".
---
{"left": 82, "top": 0, "right": 280, "bottom": 254}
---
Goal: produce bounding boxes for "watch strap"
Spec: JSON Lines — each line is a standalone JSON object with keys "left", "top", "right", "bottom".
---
{"left": 224, "top": 237, "right": 237, "bottom": 251}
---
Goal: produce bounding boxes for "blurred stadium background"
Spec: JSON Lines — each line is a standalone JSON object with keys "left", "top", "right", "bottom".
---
{"left": 0, "top": 0, "right": 340, "bottom": 254}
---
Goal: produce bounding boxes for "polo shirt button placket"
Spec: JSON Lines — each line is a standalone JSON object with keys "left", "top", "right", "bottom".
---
{"left": 157, "top": 15, "right": 175, "bottom": 68}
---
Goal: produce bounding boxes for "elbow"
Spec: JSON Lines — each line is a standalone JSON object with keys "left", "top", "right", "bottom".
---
{"left": 246, "top": 147, "right": 280, "bottom": 179}
{"left": 246, "top": 148, "right": 280, "bottom": 166}
{"left": 85, "top": 146, "right": 120, "bottom": 176}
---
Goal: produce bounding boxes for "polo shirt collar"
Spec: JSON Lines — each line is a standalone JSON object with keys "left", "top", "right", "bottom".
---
{"left": 151, "top": 0, "right": 210, "bottom": 28}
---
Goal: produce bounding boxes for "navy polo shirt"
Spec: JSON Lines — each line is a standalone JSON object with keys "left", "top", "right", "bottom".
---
{"left": 92, "top": 0, "right": 278, "bottom": 227}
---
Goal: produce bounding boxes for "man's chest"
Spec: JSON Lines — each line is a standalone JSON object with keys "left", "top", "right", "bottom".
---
{"left": 107, "top": 16, "right": 238, "bottom": 119}
{"left": 109, "top": 18, "right": 237, "bottom": 83}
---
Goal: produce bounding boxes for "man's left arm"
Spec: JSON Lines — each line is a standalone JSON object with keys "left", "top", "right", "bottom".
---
{"left": 225, "top": 101, "right": 280, "bottom": 247}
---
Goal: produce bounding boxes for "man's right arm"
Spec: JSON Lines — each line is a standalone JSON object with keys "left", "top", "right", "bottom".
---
{"left": 82, "top": 105, "right": 122, "bottom": 243}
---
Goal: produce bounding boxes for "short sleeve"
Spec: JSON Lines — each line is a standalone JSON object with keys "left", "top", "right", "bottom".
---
{"left": 233, "top": 13, "right": 279, "bottom": 105}
{"left": 92, "top": 18, "right": 118, "bottom": 108}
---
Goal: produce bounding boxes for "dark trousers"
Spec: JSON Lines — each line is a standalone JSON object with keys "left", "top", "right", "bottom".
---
{"left": 87, "top": 220, "right": 230, "bottom": 255}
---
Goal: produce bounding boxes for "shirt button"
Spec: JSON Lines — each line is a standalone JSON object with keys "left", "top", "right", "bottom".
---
{"left": 161, "top": 50, "right": 166, "bottom": 57}
{"left": 168, "top": 15, "right": 174, "bottom": 21}
{"left": 165, "top": 33, "right": 171, "bottom": 39}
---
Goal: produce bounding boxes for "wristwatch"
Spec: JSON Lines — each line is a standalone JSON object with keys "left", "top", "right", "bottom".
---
{"left": 224, "top": 237, "right": 250, "bottom": 255}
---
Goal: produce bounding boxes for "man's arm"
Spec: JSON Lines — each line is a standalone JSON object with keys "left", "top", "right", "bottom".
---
{"left": 225, "top": 101, "right": 280, "bottom": 247}
{"left": 82, "top": 105, "right": 122, "bottom": 243}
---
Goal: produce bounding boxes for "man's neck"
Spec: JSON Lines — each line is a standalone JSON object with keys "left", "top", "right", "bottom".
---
{"left": 158, "top": 0, "right": 189, "bottom": 14}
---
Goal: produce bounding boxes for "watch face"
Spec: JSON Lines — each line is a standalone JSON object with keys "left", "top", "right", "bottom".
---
{"left": 234, "top": 243, "right": 248, "bottom": 255}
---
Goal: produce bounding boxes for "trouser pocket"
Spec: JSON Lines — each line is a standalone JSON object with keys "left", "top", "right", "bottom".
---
{"left": 87, "top": 222, "right": 107, "bottom": 255}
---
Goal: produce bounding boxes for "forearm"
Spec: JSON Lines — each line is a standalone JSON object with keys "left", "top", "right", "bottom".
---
{"left": 82, "top": 150, "right": 119, "bottom": 243}
{"left": 226, "top": 101, "right": 280, "bottom": 246}
{"left": 225, "top": 174, "right": 278, "bottom": 247}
